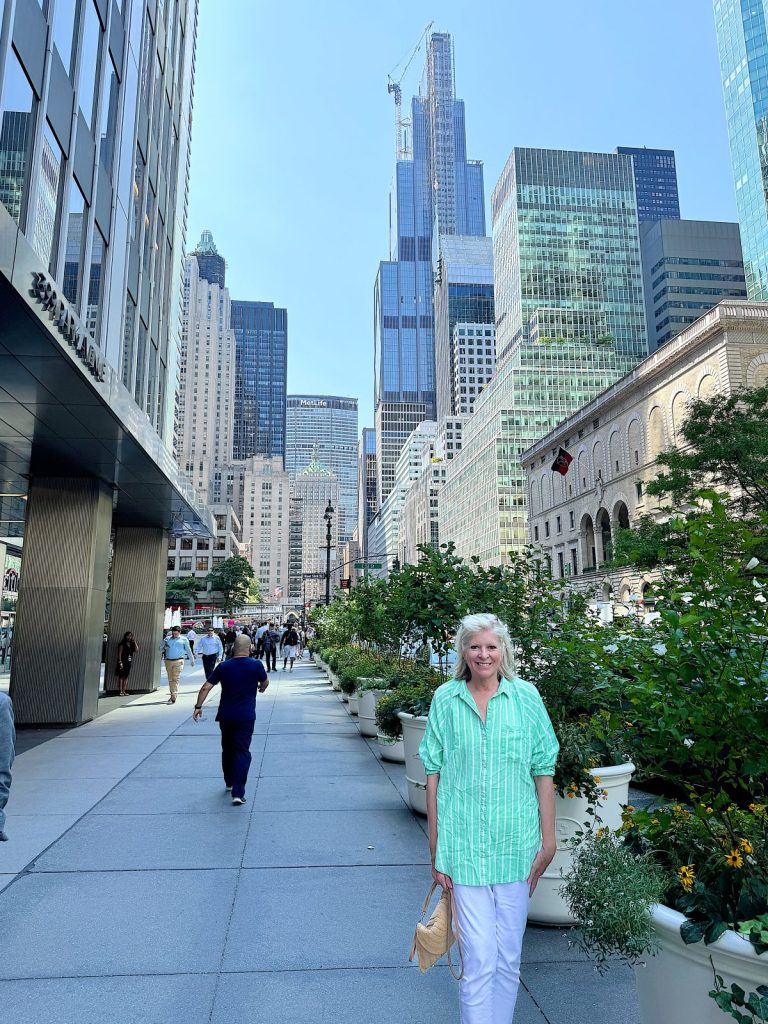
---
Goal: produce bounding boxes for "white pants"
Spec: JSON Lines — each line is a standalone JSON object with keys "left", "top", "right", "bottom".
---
{"left": 452, "top": 881, "right": 529, "bottom": 1024}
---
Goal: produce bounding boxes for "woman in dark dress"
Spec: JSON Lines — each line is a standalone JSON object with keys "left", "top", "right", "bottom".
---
{"left": 116, "top": 631, "right": 138, "bottom": 696}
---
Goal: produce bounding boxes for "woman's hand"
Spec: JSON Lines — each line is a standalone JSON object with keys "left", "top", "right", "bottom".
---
{"left": 527, "top": 842, "right": 557, "bottom": 896}
{"left": 432, "top": 866, "right": 453, "bottom": 889}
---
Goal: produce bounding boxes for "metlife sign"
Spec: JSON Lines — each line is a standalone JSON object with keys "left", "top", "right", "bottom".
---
{"left": 289, "top": 396, "right": 358, "bottom": 412}
{"left": 30, "top": 271, "right": 106, "bottom": 382}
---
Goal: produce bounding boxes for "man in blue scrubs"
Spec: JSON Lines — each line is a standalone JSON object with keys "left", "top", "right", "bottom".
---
{"left": 192, "top": 635, "right": 269, "bottom": 805}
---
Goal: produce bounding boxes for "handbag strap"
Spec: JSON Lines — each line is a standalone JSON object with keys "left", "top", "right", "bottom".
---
{"left": 408, "top": 881, "right": 465, "bottom": 981}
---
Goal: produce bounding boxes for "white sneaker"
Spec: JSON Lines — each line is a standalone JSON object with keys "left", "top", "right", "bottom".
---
{"left": 232, "top": 796, "right": 245, "bottom": 805}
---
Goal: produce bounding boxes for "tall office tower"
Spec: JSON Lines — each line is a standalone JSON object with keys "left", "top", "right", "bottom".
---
{"left": 239, "top": 456, "right": 291, "bottom": 599}
{"left": 616, "top": 147, "right": 681, "bottom": 222}
{"left": 451, "top": 323, "right": 496, "bottom": 415}
{"left": 0, "top": 0, "right": 210, "bottom": 725}
{"left": 434, "top": 236, "right": 495, "bottom": 420}
{"left": 178, "top": 237, "right": 236, "bottom": 499}
{"left": 287, "top": 496, "right": 304, "bottom": 601}
{"left": 358, "top": 428, "right": 377, "bottom": 556}
{"left": 285, "top": 396, "right": 358, "bottom": 542}
{"left": 193, "top": 228, "right": 226, "bottom": 288}
{"left": 292, "top": 455, "right": 340, "bottom": 603}
{"left": 374, "top": 32, "right": 485, "bottom": 505}
{"left": 232, "top": 300, "right": 287, "bottom": 461}
{"left": 640, "top": 219, "right": 747, "bottom": 349}
{"left": 441, "top": 148, "right": 648, "bottom": 565}
{"left": 714, "top": 0, "right": 768, "bottom": 299}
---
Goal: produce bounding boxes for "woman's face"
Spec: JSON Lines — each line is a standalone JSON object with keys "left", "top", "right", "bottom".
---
{"left": 465, "top": 629, "right": 502, "bottom": 681}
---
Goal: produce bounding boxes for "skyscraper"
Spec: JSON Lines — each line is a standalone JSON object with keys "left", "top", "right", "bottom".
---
{"left": 0, "top": 0, "right": 210, "bottom": 725}
{"left": 433, "top": 235, "right": 495, "bottom": 420}
{"left": 374, "top": 32, "right": 485, "bottom": 504}
{"left": 292, "top": 455, "right": 340, "bottom": 603}
{"left": 358, "top": 428, "right": 377, "bottom": 555}
{"left": 232, "top": 301, "right": 287, "bottom": 461}
{"left": 714, "top": 0, "right": 768, "bottom": 298}
{"left": 441, "top": 147, "right": 648, "bottom": 565}
{"left": 178, "top": 235, "right": 236, "bottom": 498}
{"left": 285, "top": 396, "right": 359, "bottom": 543}
{"left": 616, "top": 147, "right": 681, "bottom": 222}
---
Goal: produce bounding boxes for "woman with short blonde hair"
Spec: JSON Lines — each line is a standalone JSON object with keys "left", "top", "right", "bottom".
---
{"left": 420, "top": 612, "right": 559, "bottom": 1023}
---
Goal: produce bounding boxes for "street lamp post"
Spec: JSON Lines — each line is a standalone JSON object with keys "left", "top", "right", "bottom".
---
{"left": 324, "top": 500, "right": 334, "bottom": 606}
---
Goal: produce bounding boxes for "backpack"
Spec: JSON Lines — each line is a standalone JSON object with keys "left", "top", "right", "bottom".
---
{"left": 263, "top": 629, "right": 278, "bottom": 651}
{"left": 285, "top": 628, "right": 299, "bottom": 646}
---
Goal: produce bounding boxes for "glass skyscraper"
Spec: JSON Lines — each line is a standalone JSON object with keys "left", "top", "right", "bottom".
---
{"left": 374, "top": 32, "right": 485, "bottom": 503}
{"left": 441, "top": 147, "right": 648, "bottom": 564}
{"left": 714, "top": 0, "right": 768, "bottom": 299}
{"left": 616, "top": 147, "right": 681, "bottom": 223}
{"left": 285, "top": 396, "right": 359, "bottom": 543}
{"left": 231, "top": 301, "right": 287, "bottom": 461}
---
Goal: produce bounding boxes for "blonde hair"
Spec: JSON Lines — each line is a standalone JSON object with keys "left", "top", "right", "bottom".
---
{"left": 453, "top": 613, "right": 517, "bottom": 682}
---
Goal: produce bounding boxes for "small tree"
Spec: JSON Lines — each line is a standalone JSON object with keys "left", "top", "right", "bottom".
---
{"left": 165, "top": 576, "right": 200, "bottom": 609}
{"left": 207, "top": 556, "right": 255, "bottom": 613}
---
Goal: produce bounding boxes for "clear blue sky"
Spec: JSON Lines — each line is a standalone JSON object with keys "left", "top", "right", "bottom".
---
{"left": 187, "top": 0, "right": 736, "bottom": 431}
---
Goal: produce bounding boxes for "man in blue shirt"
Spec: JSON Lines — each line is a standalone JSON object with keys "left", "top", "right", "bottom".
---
{"left": 192, "top": 635, "right": 269, "bottom": 804}
{"left": 159, "top": 626, "right": 195, "bottom": 703}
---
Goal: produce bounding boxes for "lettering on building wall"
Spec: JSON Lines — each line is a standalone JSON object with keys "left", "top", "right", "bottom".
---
{"left": 30, "top": 272, "right": 106, "bottom": 382}
{"left": 299, "top": 400, "right": 328, "bottom": 408}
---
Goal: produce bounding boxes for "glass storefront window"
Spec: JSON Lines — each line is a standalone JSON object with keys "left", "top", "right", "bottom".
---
{"left": 62, "top": 180, "right": 86, "bottom": 309}
{"left": 31, "top": 122, "right": 64, "bottom": 270}
{"left": 0, "top": 52, "right": 36, "bottom": 227}
{"left": 77, "top": 0, "right": 102, "bottom": 131}
{"left": 52, "top": 0, "right": 77, "bottom": 74}
{"left": 98, "top": 57, "right": 119, "bottom": 176}
{"left": 86, "top": 226, "right": 105, "bottom": 341}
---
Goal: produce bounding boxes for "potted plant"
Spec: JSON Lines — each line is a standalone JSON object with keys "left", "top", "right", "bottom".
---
{"left": 356, "top": 676, "right": 390, "bottom": 738}
{"left": 561, "top": 801, "right": 767, "bottom": 1024}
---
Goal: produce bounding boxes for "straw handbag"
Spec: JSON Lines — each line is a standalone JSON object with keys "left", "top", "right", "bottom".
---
{"left": 409, "top": 881, "right": 464, "bottom": 980}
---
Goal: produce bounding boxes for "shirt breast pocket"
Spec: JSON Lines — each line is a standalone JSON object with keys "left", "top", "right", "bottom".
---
{"left": 502, "top": 726, "right": 531, "bottom": 764}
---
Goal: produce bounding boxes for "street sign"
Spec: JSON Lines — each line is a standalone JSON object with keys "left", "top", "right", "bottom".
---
{"left": 340, "top": 578, "right": 351, "bottom": 590}
{"left": 354, "top": 562, "right": 383, "bottom": 570}
{"left": 302, "top": 571, "right": 326, "bottom": 580}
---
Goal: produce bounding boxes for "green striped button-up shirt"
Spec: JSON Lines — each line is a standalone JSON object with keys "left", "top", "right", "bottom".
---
{"left": 419, "top": 677, "right": 559, "bottom": 886}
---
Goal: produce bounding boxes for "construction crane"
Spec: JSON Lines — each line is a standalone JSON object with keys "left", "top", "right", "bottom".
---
{"left": 387, "top": 21, "right": 434, "bottom": 161}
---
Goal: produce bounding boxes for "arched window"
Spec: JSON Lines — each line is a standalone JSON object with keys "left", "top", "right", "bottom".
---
{"left": 596, "top": 507, "right": 612, "bottom": 563}
{"left": 580, "top": 513, "right": 596, "bottom": 570}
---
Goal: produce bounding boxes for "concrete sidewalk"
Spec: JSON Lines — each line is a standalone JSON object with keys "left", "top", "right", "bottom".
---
{"left": 0, "top": 659, "right": 640, "bottom": 1023}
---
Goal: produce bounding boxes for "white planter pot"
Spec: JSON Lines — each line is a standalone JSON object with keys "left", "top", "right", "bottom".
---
{"left": 329, "top": 672, "right": 341, "bottom": 692}
{"left": 358, "top": 689, "right": 386, "bottom": 738}
{"left": 340, "top": 689, "right": 349, "bottom": 702}
{"left": 377, "top": 732, "right": 405, "bottom": 763}
{"left": 528, "top": 762, "right": 635, "bottom": 926}
{"left": 347, "top": 693, "right": 359, "bottom": 715}
{"left": 635, "top": 904, "right": 766, "bottom": 1024}
{"left": 398, "top": 712, "right": 428, "bottom": 815}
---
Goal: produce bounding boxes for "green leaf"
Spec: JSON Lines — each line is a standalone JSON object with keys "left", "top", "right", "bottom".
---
{"left": 680, "top": 919, "right": 707, "bottom": 944}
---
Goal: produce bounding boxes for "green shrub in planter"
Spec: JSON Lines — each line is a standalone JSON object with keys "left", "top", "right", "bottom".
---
{"left": 375, "top": 681, "right": 437, "bottom": 739}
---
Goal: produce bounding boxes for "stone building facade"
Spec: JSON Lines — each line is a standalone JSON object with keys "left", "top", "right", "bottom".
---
{"left": 521, "top": 301, "right": 768, "bottom": 610}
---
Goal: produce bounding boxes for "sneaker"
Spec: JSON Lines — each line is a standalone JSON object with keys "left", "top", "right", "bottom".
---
{"left": 225, "top": 786, "right": 232, "bottom": 792}
{"left": 0, "top": 830, "right": 7, "bottom": 841}
{"left": 232, "top": 796, "right": 245, "bottom": 806}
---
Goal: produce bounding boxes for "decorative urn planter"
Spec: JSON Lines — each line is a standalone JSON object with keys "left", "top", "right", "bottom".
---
{"left": 377, "top": 732, "right": 405, "bottom": 763}
{"left": 528, "top": 761, "right": 635, "bottom": 926}
{"left": 357, "top": 686, "right": 387, "bottom": 738}
{"left": 347, "top": 693, "right": 359, "bottom": 715}
{"left": 397, "top": 711, "right": 429, "bottom": 815}
{"left": 634, "top": 904, "right": 766, "bottom": 1024}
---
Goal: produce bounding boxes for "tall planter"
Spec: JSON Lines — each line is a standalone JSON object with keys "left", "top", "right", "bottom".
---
{"left": 634, "top": 905, "right": 766, "bottom": 1024}
{"left": 357, "top": 685, "right": 386, "bottom": 739}
{"left": 398, "top": 712, "right": 428, "bottom": 815}
{"left": 528, "top": 762, "right": 635, "bottom": 926}
{"left": 377, "top": 733, "right": 405, "bottom": 763}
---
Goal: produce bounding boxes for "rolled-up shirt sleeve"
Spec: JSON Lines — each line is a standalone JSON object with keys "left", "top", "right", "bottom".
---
{"left": 530, "top": 695, "right": 559, "bottom": 776}
{"left": 419, "top": 698, "right": 444, "bottom": 775}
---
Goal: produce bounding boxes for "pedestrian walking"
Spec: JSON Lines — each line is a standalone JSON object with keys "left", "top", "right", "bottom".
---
{"left": 0, "top": 691, "right": 15, "bottom": 842}
{"left": 115, "top": 631, "right": 138, "bottom": 696}
{"left": 186, "top": 626, "right": 197, "bottom": 655}
{"left": 223, "top": 626, "right": 237, "bottom": 660}
{"left": 305, "top": 625, "right": 316, "bottom": 660}
{"left": 196, "top": 626, "right": 224, "bottom": 680}
{"left": 192, "top": 635, "right": 269, "bottom": 804}
{"left": 419, "top": 613, "right": 559, "bottom": 1024}
{"left": 261, "top": 621, "right": 279, "bottom": 672}
{"left": 159, "top": 625, "right": 194, "bottom": 703}
{"left": 282, "top": 623, "right": 300, "bottom": 671}
{"left": 254, "top": 621, "right": 268, "bottom": 657}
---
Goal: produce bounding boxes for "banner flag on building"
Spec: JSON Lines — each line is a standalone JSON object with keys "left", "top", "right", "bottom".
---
{"left": 551, "top": 448, "right": 573, "bottom": 475}
{"left": 274, "top": 586, "right": 284, "bottom": 598}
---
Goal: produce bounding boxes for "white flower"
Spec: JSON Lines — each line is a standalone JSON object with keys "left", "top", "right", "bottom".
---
{"left": 755, "top": 593, "right": 767, "bottom": 604}
{"left": 680, "top": 592, "right": 694, "bottom": 604}
{"left": 683, "top": 738, "right": 694, "bottom": 748}
{"left": 753, "top": 577, "right": 764, "bottom": 589}
{"left": 746, "top": 558, "right": 760, "bottom": 571}
{"left": 603, "top": 644, "right": 618, "bottom": 654}
{"left": 651, "top": 642, "right": 667, "bottom": 656}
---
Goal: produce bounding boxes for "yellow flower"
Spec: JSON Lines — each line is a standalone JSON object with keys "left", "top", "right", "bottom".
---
{"left": 749, "top": 803, "right": 765, "bottom": 815}
{"left": 725, "top": 849, "right": 744, "bottom": 869}
{"left": 625, "top": 721, "right": 634, "bottom": 727}
{"left": 596, "top": 827, "right": 608, "bottom": 839}
{"left": 706, "top": 807, "right": 714, "bottom": 815}
{"left": 593, "top": 775, "right": 601, "bottom": 784}
{"left": 678, "top": 864, "right": 695, "bottom": 892}
{"left": 566, "top": 792, "right": 575, "bottom": 799}
{"left": 624, "top": 805, "right": 636, "bottom": 813}
{"left": 672, "top": 804, "right": 684, "bottom": 814}
{"left": 601, "top": 790, "right": 609, "bottom": 799}
{"left": 651, "top": 818, "right": 661, "bottom": 827}
{"left": 739, "top": 838, "right": 753, "bottom": 855}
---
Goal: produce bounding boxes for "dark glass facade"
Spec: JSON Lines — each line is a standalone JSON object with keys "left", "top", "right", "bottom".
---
{"left": 616, "top": 147, "right": 681, "bottom": 223}
{"left": 232, "top": 300, "right": 287, "bottom": 461}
